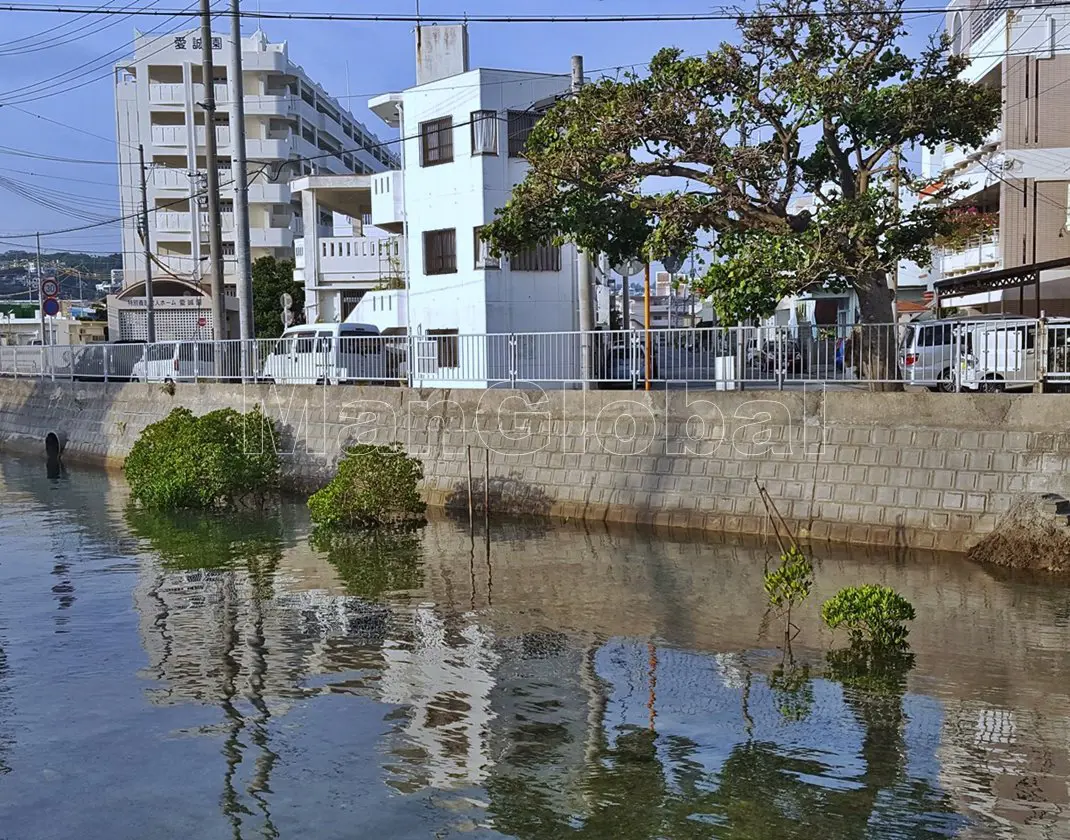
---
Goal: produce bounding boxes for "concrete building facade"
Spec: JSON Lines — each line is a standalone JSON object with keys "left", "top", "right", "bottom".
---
{"left": 927, "top": 1, "right": 1070, "bottom": 314}
{"left": 111, "top": 27, "right": 398, "bottom": 340}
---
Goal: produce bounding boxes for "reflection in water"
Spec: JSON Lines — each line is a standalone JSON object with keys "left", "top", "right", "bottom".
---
{"left": 2, "top": 456, "right": 1070, "bottom": 838}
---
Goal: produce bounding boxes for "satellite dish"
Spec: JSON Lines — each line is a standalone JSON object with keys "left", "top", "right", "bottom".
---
{"left": 662, "top": 253, "right": 685, "bottom": 274}
{"left": 613, "top": 258, "right": 644, "bottom": 277}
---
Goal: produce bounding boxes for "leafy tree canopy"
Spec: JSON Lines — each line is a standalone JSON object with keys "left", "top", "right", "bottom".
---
{"left": 484, "top": 0, "right": 1001, "bottom": 325}
{"left": 252, "top": 255, "right": 301, "bottom": 339}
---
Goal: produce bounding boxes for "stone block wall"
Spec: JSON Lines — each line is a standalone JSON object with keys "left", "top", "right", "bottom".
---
{"left": 1, "top": 377, "right": 1066, "bottom": 552}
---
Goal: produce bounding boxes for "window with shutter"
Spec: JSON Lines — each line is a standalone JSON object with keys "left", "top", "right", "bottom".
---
{"left": 507, "top": 110, "right": 539, "bottom": 157}
{"left": 423, "top": 228, "right": 457, "bottom": 275}
{"left": 509, "top": 242, "right": 561, "bottom": 272}
{"left": 420, "top": 117, "right": 454, "bottom": 166}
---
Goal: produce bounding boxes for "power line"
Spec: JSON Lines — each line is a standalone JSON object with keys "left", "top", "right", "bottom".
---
{"left": 0, "top": 2, "right": 968, "bottom": 22}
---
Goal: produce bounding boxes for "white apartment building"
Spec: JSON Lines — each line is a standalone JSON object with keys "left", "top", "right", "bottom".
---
{"left": 925, "top": 0, "right": 1070, "bottom": 315}
{"left": 111, "top": 28, "right": 398, "bottom": 340}
{"left": 292, "top": 26, "right": 583, "bottom": 385}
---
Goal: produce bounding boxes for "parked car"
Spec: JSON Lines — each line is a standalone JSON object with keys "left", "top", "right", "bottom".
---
{"left": 261, "top": 323, "right": 386, "bottom": 385}
{"left": 595, "top": 335, "right": 657, "bottom": 388}
{"left": 959, "top": 319, "right": 1043, "bottom": 392}
{"left": 899, "top": 320, "right": 968, "bottom": 391}
{"left": 132, "top": 341, "right": 219, "bottom": 382}
{"left": 71, "top": 341, "right": 144, "bottom": 382}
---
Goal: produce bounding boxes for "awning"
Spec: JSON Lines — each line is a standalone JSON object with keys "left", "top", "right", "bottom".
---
{"left": 933, "top": 256, "right": 1070, "bottom": 312}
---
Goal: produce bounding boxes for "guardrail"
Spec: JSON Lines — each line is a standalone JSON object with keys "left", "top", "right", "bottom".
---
{"left": 2, "top": 319, "right": 1068, "bottom": 391}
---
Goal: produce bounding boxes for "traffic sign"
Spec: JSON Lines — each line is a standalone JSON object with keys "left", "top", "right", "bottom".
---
{"left": 197, "top": 316, "right": 207, "bottom": 328}
{"left": 280, "top": 292, "right": 293, "bottom": 309}
{"left": 42, "top": 297, "right": 61, "bottom": 317}
{"left": 41, "top": 278, "right": 59, "bottom": 298}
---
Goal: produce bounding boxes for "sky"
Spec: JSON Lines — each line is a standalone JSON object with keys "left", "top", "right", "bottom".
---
{"left": 0, "top": 0, "right": 946, "bottom": 257}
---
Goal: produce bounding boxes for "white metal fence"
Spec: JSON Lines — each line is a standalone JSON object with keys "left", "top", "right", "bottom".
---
{"left": 2, "top": 318, "right": 1069, "bottom": 391}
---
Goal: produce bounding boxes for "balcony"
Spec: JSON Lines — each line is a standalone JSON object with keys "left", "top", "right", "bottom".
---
{"left": 298, "top": 235, "right": 405, "bottom": 286}
{"left": 245, "top": 138, "right": 291, "bottom": 159}
{"left": 941, "top": 127, "right": 1002, "bottom": 176}
{"left": 193, "top": 82, "right": 231, "bottom": 104}
{"left": 250, "top": 227, "right": 294, "bottom": 249}
{"left": 151, "top": 166, "right": 231, "bottom": 190}
{"left": 245, "top": 94, "right": 289, "bottom": 117}
{"left": 148, "top": 83, "right": 184, "bottom": 104}
{"left": 938, "top": 233, "right": 1001, "bottom": 278}
{"left": 247, "top": 181, "right": 289, "bottom": 203}
{"left": 154, "top": 211, "right": 235, "bottom": 234}
{"left": 150, "top": 124, "right": 232, "bottom": 148}
{"left": 370, "top": 170, "right": 404, "bottom": 231}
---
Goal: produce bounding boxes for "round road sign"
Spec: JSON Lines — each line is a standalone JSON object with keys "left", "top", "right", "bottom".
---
{"left": 42, "top": 297, "right": 61, "bottom": 317}
{"left": 41, "top": 278, "right": 59, "bottom": 298}
{"left": 197, "top": 316, "right": 207, "bottom": 328}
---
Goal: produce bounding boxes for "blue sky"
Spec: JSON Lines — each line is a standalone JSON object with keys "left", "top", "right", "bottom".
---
{"left": 0, "top": 0, "right": 945, "bottom": 256}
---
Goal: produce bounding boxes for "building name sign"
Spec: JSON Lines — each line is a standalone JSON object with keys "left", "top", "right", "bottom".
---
{"left": 124, "top": 297, "right": 207, "bottom": 309}
{"left": 174, "top": 36, "right": 222, "bottom": 51}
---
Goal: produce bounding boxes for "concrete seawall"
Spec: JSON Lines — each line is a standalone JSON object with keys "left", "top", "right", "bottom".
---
{"left": 1, "top": 377, "right": 1067, "bottom": 552}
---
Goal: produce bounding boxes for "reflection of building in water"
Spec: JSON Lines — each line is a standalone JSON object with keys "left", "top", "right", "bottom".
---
{"left": 377, "top": 606, "right": 497, "bottom": 791}
{"left": 937, "top": 700, "right": 1070, "bottom": 839}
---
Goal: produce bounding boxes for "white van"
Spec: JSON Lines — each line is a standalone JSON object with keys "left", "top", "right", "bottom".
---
{"left": 959, "top": 319, "right": 1040, "bottom": 392}
{"left": 132, "top": 341, "right": 219, "bottom": 382}
{"left": 261, "top": 323, "right": 388, "bottom": 385}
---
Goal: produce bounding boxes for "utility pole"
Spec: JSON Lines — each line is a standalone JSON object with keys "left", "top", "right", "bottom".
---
{"left": 138, "top": 144, "right": 156, "bottom": 343}
{"left": 571, "top": 54, "right": 594, "bottom": 389}
{"left": 644, "top": 261, "right": 652, "bottom": 391}
{"left": 229, "top": 0, "right": 254, "bottom": 351}
{"left": 200, "top": 0, "right": 227, "bottom": 341}
{"left": 35, "top": 232, "right": 46, "bottom": 345}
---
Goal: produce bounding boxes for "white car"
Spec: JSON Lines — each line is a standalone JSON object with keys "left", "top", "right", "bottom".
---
{"left": 132, "top": 341, "right": 218, "bottom": 382}
{"left": 261, "top": 323, "right": 387, "bottom": 385}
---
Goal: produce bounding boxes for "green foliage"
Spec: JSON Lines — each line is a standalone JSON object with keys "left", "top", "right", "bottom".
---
{"left": 825, "top": 644, "right": 916, "bottom": 695}
{"left": 308, "top": 443, "right": 426, "bottom": 529}
{"left": 483, "top": 0, "right": 1002, "bottom": 327}
{"left": 821, "top": 585, "right": 916, "bottom": 650}
{"left": 768, "top": 661, "right": 814, "bottom": 723}
{"left": 124, "top": 508, "right": 284, "bottom": 595}
{"left": 252, "top": 255, "right": 301, "bottom": 339}
{"left": 310, "top": 527, "right": 423, "bottom": 598}
{"left": 763, "top": 545, "right": 814, "bottom": 614}
{"left": 123, "top": 406, "right": 280, "bottom": 510}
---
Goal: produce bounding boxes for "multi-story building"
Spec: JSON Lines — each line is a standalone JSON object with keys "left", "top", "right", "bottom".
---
{"left": 293, "top": 26, "right": 583, "bottom": 385}
{"left": 111, "top": 28, "right": 398, "bottom": 340}
{"left": 927, "top": 1, "right": 1070, "bottom": 314}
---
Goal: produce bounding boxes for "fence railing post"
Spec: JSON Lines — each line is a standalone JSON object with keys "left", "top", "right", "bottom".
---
{"left": 508, "top": 333, "right": 517, "bottom": 388}
{"left": 1036, "top": 317, "right": 1048, "bottom": 394}
{"left": 103, "top": 344, "right": 109, "bottom": 383}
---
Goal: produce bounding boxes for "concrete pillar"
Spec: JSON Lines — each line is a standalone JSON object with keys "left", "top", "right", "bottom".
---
{"left": 301, "top": 188, "right": 320, "bottom": 322}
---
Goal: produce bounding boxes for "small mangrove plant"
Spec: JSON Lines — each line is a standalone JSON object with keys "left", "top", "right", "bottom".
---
{"left": 308, "top": 443, "right": 426, "bottom": 529}
{"left": 124, "top": 406, "right": 280, "bottom": 510}
{"left": 820, "top": 585, "right": 916, "bottom": 652}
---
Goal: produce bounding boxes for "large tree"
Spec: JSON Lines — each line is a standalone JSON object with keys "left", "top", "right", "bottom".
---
{"left": 251, "top": 256, "right": 301, "bottom": 339}
{"left": 484, "top": 0, "right": 1001, "bottom": 383}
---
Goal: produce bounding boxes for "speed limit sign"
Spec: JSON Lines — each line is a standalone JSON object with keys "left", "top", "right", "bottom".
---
{"left": 41, "top": 278, "right": 59, "bottom": 298}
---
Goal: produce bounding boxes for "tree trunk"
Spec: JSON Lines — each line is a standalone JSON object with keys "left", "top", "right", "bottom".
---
{"left": 854, "top": 276, "right": 903, "bottom": 392}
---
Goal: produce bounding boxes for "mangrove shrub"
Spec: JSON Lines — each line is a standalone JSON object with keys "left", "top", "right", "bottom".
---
{"left": 308, "top": 443, "right": 426, "bottom": 529}
{"left": 124, "top": 406, "right": 280, "bottom": 510}
{"left": 820, "top": 585, "right": 916, "bottom": 651}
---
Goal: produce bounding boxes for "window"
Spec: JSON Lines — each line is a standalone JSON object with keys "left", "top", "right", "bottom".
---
{"left": 474, "top": 226, "right": 499, "bottom": 269}
{"left": 420, "top": 116, "right": 454, "bottom": 166}
{"left": 427, "top": 328, "right": 459, "bottom": 368}
{"left": 423, "top": 228, "right": 457, "bottom": 275}
{"left": 507, "top": 110, "right": 539, "bottom": 157}
{"left": 471, "top": 110, "right": 498, "bottom": 155}
{"left": 510, "top": 241, "right": 560, "bottom": 272}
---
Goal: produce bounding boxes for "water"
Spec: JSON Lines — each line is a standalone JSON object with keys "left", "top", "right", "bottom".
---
{"left": 1, "top": 457, "right": 1069, "bottom": 839}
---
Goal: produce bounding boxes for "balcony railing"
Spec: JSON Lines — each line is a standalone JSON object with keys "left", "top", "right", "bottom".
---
{"left": 300, "top": 235, "right": 405, "bottom": 284}
{"left": 938, "top": 233, "right": 1001, "bottom": 278}
{"left": 942, "top": 127, "right": 1001, "bottom": 175}
{"left": 150, "top": 124, "right": 232, "bottom": 147}
{"left": 151, "top": 167, "right": 231, "bottom": 190}
{"left": 153, "top": 211, "right": 235, "bottom": 233}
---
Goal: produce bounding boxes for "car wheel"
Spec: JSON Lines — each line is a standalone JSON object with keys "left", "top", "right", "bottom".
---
{"left": 981, "top": 376, "right": 1005, "bottom": 393}
{"left": 937, "top": 368, "right": 956, "bottom": 393}
{"left": 163, "top": 377, "right": 175, "bottom": 385}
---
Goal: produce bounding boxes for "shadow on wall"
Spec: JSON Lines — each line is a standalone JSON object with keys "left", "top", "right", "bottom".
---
{"left": 444, "top": 472, "right": 554, "bottom": 520}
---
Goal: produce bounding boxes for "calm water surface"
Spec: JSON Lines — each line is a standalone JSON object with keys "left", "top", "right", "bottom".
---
{"left": 1, "top": 456, "right": 1069, "bottom": 839}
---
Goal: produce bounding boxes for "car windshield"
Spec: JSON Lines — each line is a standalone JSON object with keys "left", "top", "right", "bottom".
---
{"left": 146, "top": 343, "right": 177, "bottom": 361}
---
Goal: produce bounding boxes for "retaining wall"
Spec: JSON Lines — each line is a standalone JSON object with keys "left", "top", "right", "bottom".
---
{"left": 1, "top": 377, "right": 1067, "bottom": 552}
